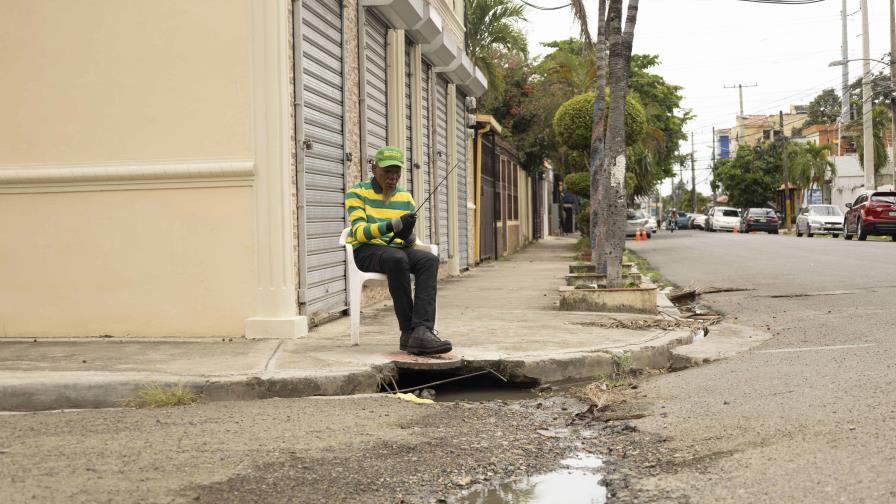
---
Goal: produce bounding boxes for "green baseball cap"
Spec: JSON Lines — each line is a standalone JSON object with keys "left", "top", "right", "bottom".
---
{"left": 374, "top": 146, "right": 405, "bottom": 168}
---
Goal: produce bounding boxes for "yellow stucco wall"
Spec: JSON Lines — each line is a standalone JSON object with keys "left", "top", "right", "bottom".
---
{"left": 1, "top": 0, "right": 252, "bottom": 164}
{"left": 0, "top": 0, "right": 257, "bottom": 337}
{"left": 0, "top": 187, "right": 256, "bottom": 337}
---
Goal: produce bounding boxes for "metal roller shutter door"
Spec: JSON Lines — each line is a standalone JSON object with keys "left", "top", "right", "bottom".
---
{"left": 435, "top": 75, "right": 449, "bottom": 261}
{"left": 364, "top": 11, "right": 388, "bottom": 161}
{"left": 421, "top": 62, "right": 433, "bottom": 243}
{"left": 455, "top": 90, "right": 468, "bottom": 269}
{"left": 297, "top": 0, "right": 347, "bottom": 318}
{"left": 404, "top": 39, "right": 413, "bottom": 193}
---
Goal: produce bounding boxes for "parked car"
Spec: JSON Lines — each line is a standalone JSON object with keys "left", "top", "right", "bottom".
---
{"left": 740, "top": 208, "right": 780, "bottom": 234}
{"left": 688, "top": 213, "right": 707, "bottom": 230}
{"left": 664, "top": 210, "right": 690, "bottom": 230}
{"left": 843, "top": 191, "right": 896, "bottom": 241}
{"left": 795, "top": 205, "right": 843, "bottom": 238}
{"left": 706, "top": 206, "right": 741, "bottom": 232}
{"left": 626, "top": 210, "right": 652, "bottom": 239}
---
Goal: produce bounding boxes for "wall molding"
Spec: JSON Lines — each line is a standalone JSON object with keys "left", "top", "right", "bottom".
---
{"left": 0, "top": 159, "right": 255, "bottom": 193}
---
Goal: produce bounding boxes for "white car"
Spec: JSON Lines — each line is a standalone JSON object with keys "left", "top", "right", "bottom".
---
{"left": 795, "top": 205, "right": 844, "bottom": 238}
{"left": 646, "top": 216, "right": 658, "bottom": 233}
{"left": 707, "top": 206, "right": 741, "bottom": 232}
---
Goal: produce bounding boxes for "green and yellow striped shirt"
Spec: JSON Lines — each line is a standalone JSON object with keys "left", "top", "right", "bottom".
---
{"left": 345, "top": 178, "right": 416, "bottom": 248}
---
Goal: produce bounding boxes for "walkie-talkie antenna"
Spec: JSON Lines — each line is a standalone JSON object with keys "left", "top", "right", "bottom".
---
{"left": 386, "top": 159, "right": 464, "bottom": 244}
{"left": 412, "top": 159, "right": 463, "bottom": 216}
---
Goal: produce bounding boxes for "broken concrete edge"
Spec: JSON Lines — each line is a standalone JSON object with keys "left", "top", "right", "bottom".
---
{"left": 669, "top": 322, "right": 773, "bottom": 371}
{"left": 1, "top": 324, "right": 769, "bottom": 413}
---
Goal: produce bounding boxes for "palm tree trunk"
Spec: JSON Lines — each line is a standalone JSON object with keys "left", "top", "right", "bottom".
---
{"left": 589, "top": 0, "right": 608, "bottom": 268}
{"left": 596, "top": 0, "right": 639, "bottom": 286}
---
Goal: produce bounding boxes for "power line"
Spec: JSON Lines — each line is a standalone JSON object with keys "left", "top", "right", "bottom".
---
{"left": 519, "top": 0, "right": 570, "bottom": 10}
{"left": 736, "top": 0, "right": 829, "bottom": 4}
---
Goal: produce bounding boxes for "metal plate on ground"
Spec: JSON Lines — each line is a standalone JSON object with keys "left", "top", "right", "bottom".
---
{"left": 384, "top": 352, "right": 463, "bottom": 370}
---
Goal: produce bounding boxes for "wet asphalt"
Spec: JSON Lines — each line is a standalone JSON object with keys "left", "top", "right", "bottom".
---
{"left": 625, "top": 229, "right": 896, "bottom": 503}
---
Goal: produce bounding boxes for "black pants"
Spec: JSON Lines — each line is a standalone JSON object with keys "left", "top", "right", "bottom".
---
{"left": 352, "top": 244, "right": 439, "bottom": 332}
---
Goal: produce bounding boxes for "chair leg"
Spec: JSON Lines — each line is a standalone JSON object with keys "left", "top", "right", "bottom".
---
{"left": 350, "top": 279, "right": 362, "bottom": 346}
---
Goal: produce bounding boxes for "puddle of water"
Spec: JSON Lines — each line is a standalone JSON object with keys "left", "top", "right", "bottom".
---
{"left": 456, "top": 454, "right": 606, "bottom": 504}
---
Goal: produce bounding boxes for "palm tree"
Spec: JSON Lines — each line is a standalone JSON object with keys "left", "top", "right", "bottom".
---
{"left": 806, "top": 143, "right": 836, "bottom": 205}
{"left": 465, "top": 0, "right": 527, "bottom": 95}
{"left": 567, "top": 0, "right": 639, "bottom": 285}
{"left": 786, "top": 142, "right": 836, "bottom": 206}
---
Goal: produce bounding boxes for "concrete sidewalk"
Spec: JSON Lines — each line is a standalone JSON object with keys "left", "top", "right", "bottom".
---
{"left": 1, "top": 237, "right": 748, "bottom": 412}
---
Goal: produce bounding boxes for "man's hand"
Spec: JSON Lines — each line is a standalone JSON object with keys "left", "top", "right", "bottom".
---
{"left": 390, "top": 213, "right": 417, "bottom": 244}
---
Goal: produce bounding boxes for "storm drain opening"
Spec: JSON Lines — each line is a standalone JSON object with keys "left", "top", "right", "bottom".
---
{"left": 380, "top": 367, "right": 539, "bottom": 403}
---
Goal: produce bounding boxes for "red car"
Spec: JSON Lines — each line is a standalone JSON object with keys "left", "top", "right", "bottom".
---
{"left": 843, "top": 191, "right": 896, "bottom": 241}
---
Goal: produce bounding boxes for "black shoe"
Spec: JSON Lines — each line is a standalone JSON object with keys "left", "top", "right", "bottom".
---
{"left": 405, "top": 326, "right": 452, "bottom": 356}
{"left": 399, "top": 330, "right": 412, "bottom": 351}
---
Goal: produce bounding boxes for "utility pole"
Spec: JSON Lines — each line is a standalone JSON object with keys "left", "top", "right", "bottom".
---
{"left": 724, "top": 83, "right": 759, "bottom": 118}
{"left": 841, "top": 0, "right": 851, "bottom": 128}
{"left": 691, "top": 132, "right": 697, "bottom": 212}
{"left": 711, "top": 127, "right": 717, "bottom": 203}
{"left": 725, "top": 83, "right": 759, "bottom": 152}
{"left": 781, "top": 110, "right": 792, "bottom": 230}
{"left": 890, "top": 0, "right": 896, "bottom": 183}
{"left": 861, "top": 0, "right": 876, "bottom": 189}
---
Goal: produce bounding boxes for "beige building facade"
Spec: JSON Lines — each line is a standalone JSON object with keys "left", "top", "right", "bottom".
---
{"left": 0, "top": 0, "right": 486, "bottom": 338}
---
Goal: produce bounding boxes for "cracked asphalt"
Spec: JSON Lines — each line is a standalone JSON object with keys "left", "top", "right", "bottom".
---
{"left": 615, "top": 230, "right": 896, "bottom": 503}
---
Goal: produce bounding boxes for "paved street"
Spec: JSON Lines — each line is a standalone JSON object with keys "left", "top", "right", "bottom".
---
{"left": 620, "top": 230, "right": 896, "bottom": 503}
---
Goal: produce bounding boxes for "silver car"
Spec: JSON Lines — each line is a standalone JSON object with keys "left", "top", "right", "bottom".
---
{"left": 626, "top": 210, "right": 652, "bottom": 238}
{"left": 795, "top": 205, "right": 844, "bottom": 238}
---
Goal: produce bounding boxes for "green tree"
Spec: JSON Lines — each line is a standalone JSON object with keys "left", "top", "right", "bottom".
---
{"left": 848, "top": 72, "right": 893, "bottom": 113}
{"left": 713, "top": 144, "right": 782, "bottom": 209}
{"left": 465, "top": 0, "right": 527, "bottom": 98}
{"left": 851, "top": 105, "right": 891, "bottom": 174}
{"left": 803, "top": 88, "right": 841, "bottom": 128}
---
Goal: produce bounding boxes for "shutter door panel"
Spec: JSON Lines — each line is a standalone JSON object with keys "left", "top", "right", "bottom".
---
{"left": 299, "top": 0, "right": 347, "bottom": 318}
{"left": 421, "top": 62, "right": 433, "bottom": 243}
{"left": 365, "top": 11, "right": 388, "bottom": 160}
{"left": 455, "top": 91, "right": 468, "bottom": 269}
{"left": 404, "top": 39, "right": 413, "bottom": 193}
{"left": 435, "top": 75, "right": 449, "bottom": 261}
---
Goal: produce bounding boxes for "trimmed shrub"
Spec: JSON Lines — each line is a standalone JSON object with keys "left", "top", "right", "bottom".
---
{"left": 553, "top": 92, "right": 647, "bottom": 154}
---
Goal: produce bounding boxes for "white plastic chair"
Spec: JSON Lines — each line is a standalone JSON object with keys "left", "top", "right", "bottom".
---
{"left": 339, "top": 228, "right": 438, "bottom": 346}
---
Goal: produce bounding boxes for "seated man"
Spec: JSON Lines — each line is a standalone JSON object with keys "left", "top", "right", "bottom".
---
{"left": 344, "top": 146, "right": 452, "bottom": 356}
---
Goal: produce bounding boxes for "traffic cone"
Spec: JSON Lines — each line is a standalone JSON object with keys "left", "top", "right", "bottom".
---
{"left": 732, "top": 225, "right": 739, "bottom": 235}
{"left": 636, "top": 228, "right": 644, "bottom": 241}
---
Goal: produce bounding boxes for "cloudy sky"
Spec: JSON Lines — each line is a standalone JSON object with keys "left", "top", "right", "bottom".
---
{"left": 519, "top": 0, "right": 891, "bottom": 195}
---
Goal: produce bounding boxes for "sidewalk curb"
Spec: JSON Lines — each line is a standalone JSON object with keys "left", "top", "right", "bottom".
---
{"left": 0, "top": 367, "right": 392, "bottom": 412}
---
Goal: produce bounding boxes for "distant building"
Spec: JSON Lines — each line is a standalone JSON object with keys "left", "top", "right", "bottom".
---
{"left": 720, "top": 108, "right": 809, "bottom": 155}
{"left": 714, "top": 128, "right": 731, "bottom": 160}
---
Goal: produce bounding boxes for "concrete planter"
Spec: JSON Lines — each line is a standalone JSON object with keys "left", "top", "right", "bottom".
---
{"left": 624, "top": 272, "right": 642, "bottom": 284}
{"left": 569, "top": 263, "right": 597, "bottom": 274}
{"left": 565, "top": 273, "right": 608, "bottom": 288}
{"left": 558, "top": 285, "right": 658, "bottom": 315}
{"left": 622, "top": 262, "right": 635, "bottom": 273}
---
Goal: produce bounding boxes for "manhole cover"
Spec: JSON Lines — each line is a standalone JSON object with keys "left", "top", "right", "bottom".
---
{"left": 383, "top": 351, "right": 463, "bottom": 370}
